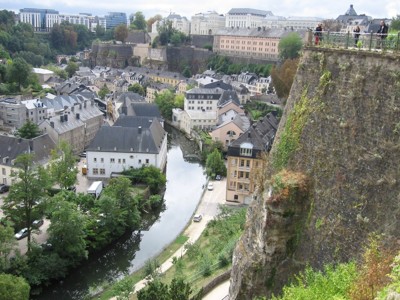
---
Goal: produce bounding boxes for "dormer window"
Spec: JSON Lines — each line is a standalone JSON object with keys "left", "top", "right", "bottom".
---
{"left": 240, "top": 142, "right": 253, "bottom": 157}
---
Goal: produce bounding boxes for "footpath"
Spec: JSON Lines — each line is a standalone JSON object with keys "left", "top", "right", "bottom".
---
{"left": 110, "top": 178, "right": 228, "bottom": 299}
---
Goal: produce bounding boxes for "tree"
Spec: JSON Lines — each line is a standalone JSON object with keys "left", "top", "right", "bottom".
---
{"left": 0, "top": 224, "right": 16, "bottom": 272}
{"left": 114, "top": 24, "right": 128, "bottom": 43}
{"left": 391, "top": 15, "right": 400, "bottom": 31}
{"left": 48, "top": 199, "right": 87, "bottom": 265}
{"left": 270, "top": 58, "right": 298, "bottom": 99}
{"left": 3, "top": 154, "right": 50, "bottom": 252}
{"left": 128, "top": 82, "right": 145, "bottom": 96}
{"left": 0, "top": 273, "right": 30, "bottom": 300}
{"left": 15, "top": 120, "right": 41, "bottom": 139}
{"left": 65, "top": 60, "right": 79, "bottom": 78}
{"left": 137, "top": 278, "right": 198, "bottom": 300}
{"left": 7, "top": 57, "right": 31, "bottom": 89}
{"left": 98, "top": 84, "right": 110, "bottom": 99}
{"left": 95, "top": 24, "right": 105, "bottom": 38}
{"left": 137, "top": 280, "right": 169, "bottom": 300}
{"left": 205, "top": 148, "right": 227, "bottom": 178}
{"left": 103, "top": 177, "right": 141, "bottom": 228}
{"left": 278, "top": 32, "right": 303, "bottom": 60}
{"left": 131, "top": 12, "right": 147, "bottom": 30}
{"left": 154, "top": 89, "right": 176, "bottom": 120}
{"left": 147, "top": 14, "right": 162, "bottom": 32}
{"left": 49, "top": 141, "right": 78, "bottom": 189}
{"left": 182, "top": 66, "right": 192, "bottom": 78}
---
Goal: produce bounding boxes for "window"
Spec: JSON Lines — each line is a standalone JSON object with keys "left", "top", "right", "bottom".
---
{"left": 146, "top": 159, "right": 149, "bottom": 164}
{"left": 138, "top": 159, "right": 142, "bottom": 164}
{"left": 94, "top": 158, "right": 97, "bottom": 162}
{"left": 93, "top": 168, "right": 99, "bottom": 175}
{"left": 110, "top": 158, "right": 115, "bottom": 163}
{"left": 122, "top": 159, "right": 126, "bottom": 163}
{"left": 100, "top": 168, "right": 105, "bottom": 175}
{"left": 118, "top": 159, "right": 121, "bottom": 163}
{"left": 246, "top": 160, "right": 250, "bottom": 167}
{"left": 240, "top": 142, "right": 253, "bottom": 157}
{"left": 101, "top": 158, "right": 104, "bottom": 163}
{"left": 2, "top": 168, "right": 5, "bottom": 175}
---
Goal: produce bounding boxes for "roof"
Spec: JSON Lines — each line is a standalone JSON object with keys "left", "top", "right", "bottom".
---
{"left": 228, "top": 113, "right": 279, "bottom": 156}
{"left": 87, "top": 118, "right": 166, "bottom": 154}
{"left": 218, "top": 90, "right": 240, "bottom": 107}
{"left": 131, "top": 103, "right": 162, "bottom": 119}
{"left": 33, "top": 68, "right": 54, "bottom": 75}
{"left": 227, "top": 8, "right": 273, "bottom": 17}
{"left": 0, "top": 134, "right": 56, "bottom": 166}
{"left": 216, "top": 113, "right": 250, "bottom": 132}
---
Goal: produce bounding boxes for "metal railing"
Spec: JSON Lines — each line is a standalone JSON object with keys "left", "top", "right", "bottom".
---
{"left": 307, "top": 30, "right": 400, "bottom": 52}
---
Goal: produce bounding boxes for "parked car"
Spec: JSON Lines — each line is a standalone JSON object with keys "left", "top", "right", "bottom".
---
{"left": 207, "top": 182, "right": 214, "bottom": 191}
{"left": 15, "top": 228, "right": 28, "bottom": 240}
{"left": 32, "top": 219, "right": 44, "bottom": 228}
{"left": 0, "top": 184, "right": 10, "bottom": 193}
{"left": 193, "top": 214, "right": 203, "bottom": 222}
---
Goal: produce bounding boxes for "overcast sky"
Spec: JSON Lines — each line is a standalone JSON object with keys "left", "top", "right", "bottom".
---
{"left": 0, "top": 0, "right": 398, "bottom": 20}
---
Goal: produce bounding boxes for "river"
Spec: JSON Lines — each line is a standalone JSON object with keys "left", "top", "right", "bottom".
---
{"left": 37, "top": 126, "right": 206, "bottom": 299}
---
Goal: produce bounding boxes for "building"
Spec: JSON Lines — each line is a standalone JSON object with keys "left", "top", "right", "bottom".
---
{"left": 86, "top": 116, "right": 167, "bottom": 179}
{"left": 225, "top": 8, "right": 273, "bottom": 29}
{"left": 58, "top": 13, "right": 95, "bottom": 30}
{"left": 19, "top": 8, "right": 59, "bottom": 32}
{"left": 213, "top": 27, "right": 300, "bottom": 61}
{"left": 105, "top": 12, "right": 127, "bottom": 30}
{"left": 33, "top": 68, "right": 54, "bottom": 85}
{"left": 39, "top": 97, "right": 104, "bottom": 154}
{"left": 21, "top": 99, "right": 47, "bottom": 124}
{"left": 226, "top": 113, "right": 279, "bottom": 204}
{"left": 152, "top": 13, "right": 191, "bottom": 35}
{"left": 0, "top": 134, "right": 56, "bottom": 185}
{"left": 336, "top": 4, "right": 371, "bottom": 32}
{"left": 191, "top": 11, "right": 226, "bottom": 35}
{"left": 0, "top": 97, "right": 28, "bottom": 129}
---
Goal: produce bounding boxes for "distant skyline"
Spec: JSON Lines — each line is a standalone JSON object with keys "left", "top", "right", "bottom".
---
{"left": 1, "top": 0, "right": 398, "bottom": 20}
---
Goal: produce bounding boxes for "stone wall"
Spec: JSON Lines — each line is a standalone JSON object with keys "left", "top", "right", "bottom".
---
{"left": 230, "top": 48, "right": 400, "bottom": 299}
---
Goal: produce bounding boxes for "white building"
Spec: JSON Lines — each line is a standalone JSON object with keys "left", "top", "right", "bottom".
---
{"left": 86, "top": 116, "right": 167, "bottom": 179}
{"left": 58, "top": 13, "right": 95, "bottom": 30}
{"left": 225, "top": 8, "right": 273, "bottom": 29}
{"left": 190, "top": 11, "right": 226, "bottom": 35}
{"left": 152, "top": 13, "right": 191, "bottom": 35}
{"left": 262, "top": 16, "right": 323, "bottom": 30}
{"left": 19, "top": 8, "right": 59, "bottom": 32}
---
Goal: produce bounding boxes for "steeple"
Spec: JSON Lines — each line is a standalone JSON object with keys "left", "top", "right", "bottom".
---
{"left": 345, "top": 4, "right": 357, "bottom": 16}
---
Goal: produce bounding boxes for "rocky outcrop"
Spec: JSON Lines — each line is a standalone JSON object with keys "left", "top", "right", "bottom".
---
{"left": 230, "top": 48, "right": 400, "bottom": 299}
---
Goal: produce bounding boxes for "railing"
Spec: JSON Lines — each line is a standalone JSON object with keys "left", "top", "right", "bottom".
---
{"left": 307, "top": 30, "right": 400, "bottom": 52}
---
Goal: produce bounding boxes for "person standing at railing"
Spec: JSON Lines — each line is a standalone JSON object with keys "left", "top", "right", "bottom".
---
{"left": 377, "top": 20, "right": 389, "bottom": 48}
{"left": 315, "top": 23, "right": 323, "bottom": 45}
{"left": 353, "top": 25, "right": 361, "bottom": 46}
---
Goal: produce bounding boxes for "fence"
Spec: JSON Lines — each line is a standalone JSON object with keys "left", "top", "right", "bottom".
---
{"left": 307, "top": 30, "right": 400, "bottom": 52}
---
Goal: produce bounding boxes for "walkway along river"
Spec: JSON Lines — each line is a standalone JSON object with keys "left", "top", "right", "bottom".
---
{"left": 36, "top": 126, "right": 206, "bottom": 299}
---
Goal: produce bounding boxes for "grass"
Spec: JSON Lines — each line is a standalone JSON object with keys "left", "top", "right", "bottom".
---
{"left": 95, "top": 207, "right": 246, "bottom": 300}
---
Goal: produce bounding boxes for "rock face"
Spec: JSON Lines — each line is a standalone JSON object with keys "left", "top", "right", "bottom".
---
{"left": 230, "top": 48, "right": 400, "bottom": 299}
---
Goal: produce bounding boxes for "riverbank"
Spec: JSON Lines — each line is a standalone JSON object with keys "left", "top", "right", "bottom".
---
{"left": 98, "top": 178, "right": 227, "bottom": 299}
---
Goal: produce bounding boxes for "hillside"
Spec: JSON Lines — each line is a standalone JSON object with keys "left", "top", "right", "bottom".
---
{"left": 229, "top": 48, "right": 400, "bottom": 299}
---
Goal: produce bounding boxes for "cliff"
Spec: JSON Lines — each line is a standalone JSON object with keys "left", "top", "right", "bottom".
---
{"left": 230, "top": 48, "right": 400, "bottom": 299}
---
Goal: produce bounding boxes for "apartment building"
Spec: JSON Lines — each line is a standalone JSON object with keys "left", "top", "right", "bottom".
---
{"left": 19, "top": 8, "right": 59, "bottom": 32}
{"left": 214, "top": 27, "right": 298, "bottom": 61}
{"left": 191, "top": 11, "right": 225, "bottom": 35}
{"left": 226, "top": 113, "right": 279, "bottom": 204}
{"left": 225, "top": 8, "right": 273, "bottom": 29}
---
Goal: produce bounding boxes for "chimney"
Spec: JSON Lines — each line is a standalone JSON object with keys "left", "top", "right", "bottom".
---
{"left": 138, "top": 126, "right": 142, "bottom": 134}
{"left": 76, "top": 113, "right": 80, "bottom": 119}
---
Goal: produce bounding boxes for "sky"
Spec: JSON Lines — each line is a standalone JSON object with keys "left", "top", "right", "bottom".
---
{"left": 0, "top": 0, "right": 399, "bottom": 20}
